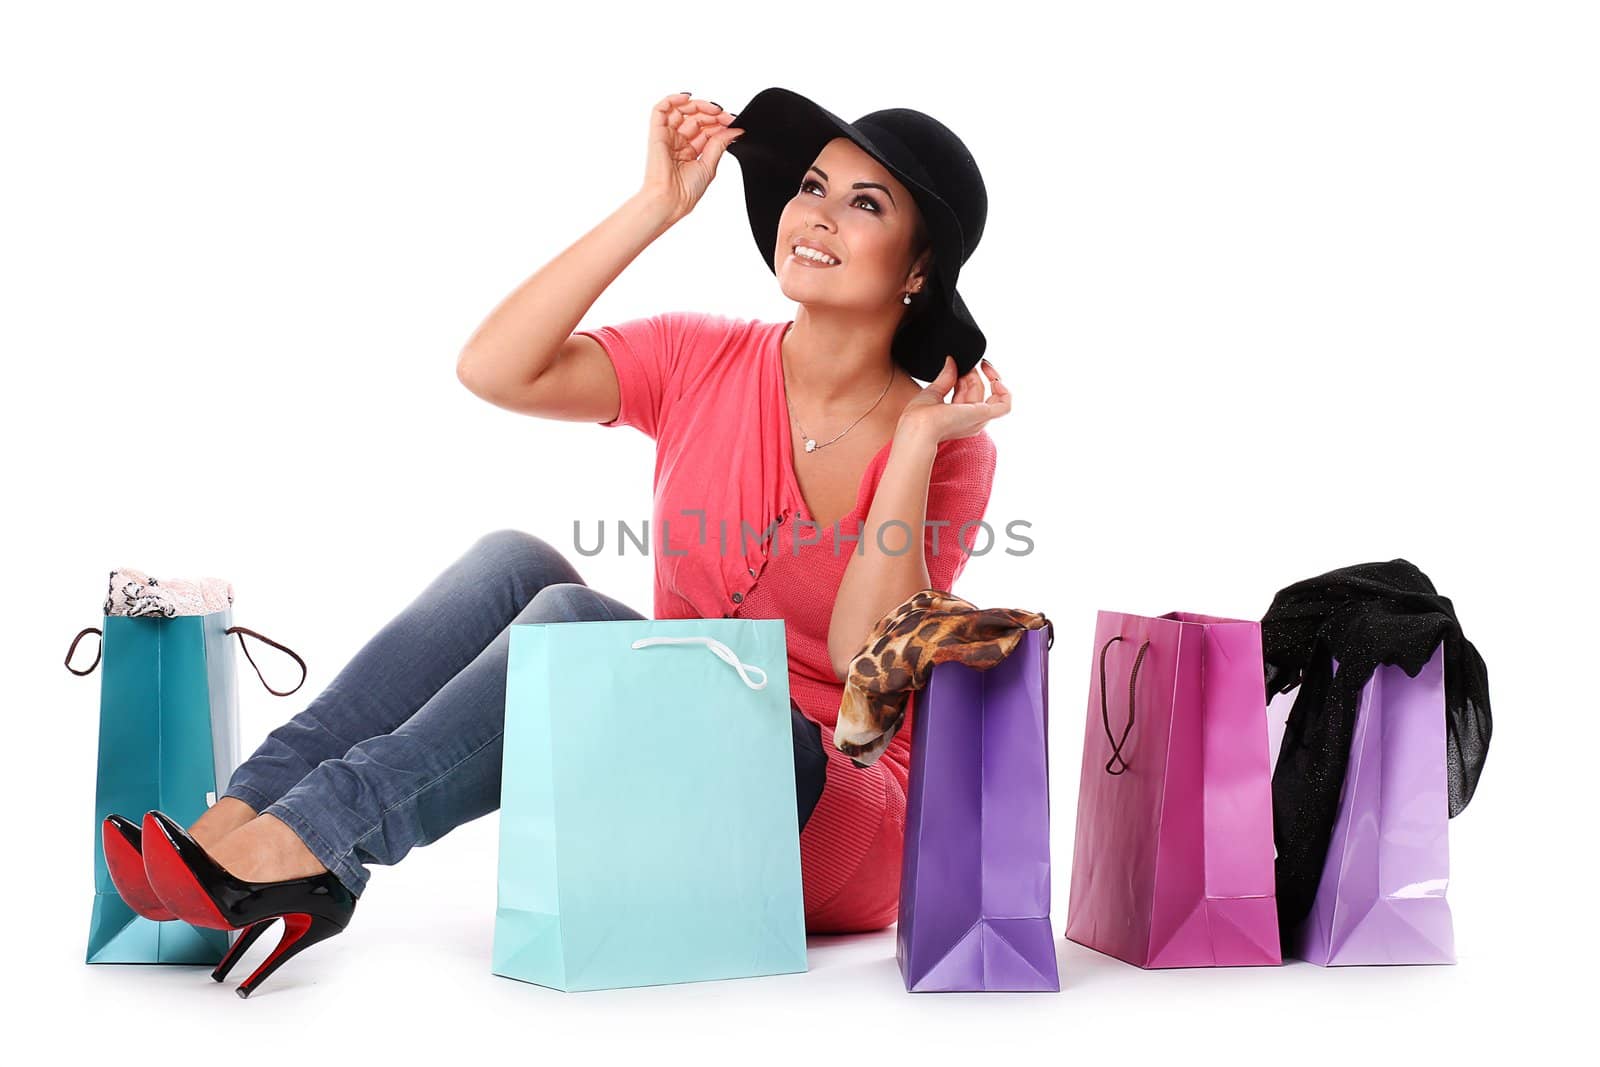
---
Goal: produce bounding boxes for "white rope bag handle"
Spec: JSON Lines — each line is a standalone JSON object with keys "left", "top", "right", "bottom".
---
{"left": 630, "top": 635, "right": 769, "bottom": 691}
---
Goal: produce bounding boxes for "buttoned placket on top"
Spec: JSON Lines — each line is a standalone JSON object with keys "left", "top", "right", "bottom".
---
{"left": 726, "top": 508, "right": 792, "bottom": 617}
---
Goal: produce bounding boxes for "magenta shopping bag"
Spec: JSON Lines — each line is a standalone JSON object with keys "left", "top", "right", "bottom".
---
{"left": 1268, "top": 643, "right": 1455, "bottom": 965}
{"left": 1065, "top": 610, "right": 1281, "bottom": 968}
{"left": 897, "top": 626, "right": 1059, "bottom": 992}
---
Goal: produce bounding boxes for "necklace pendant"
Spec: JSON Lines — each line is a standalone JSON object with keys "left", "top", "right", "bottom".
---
{"left": 804, "top": 438, "right": 817, "bottom": 453}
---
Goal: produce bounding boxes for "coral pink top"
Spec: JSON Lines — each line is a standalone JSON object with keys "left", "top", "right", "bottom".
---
{"left": 579, "top": 310, "right": 997, "bottom": 932}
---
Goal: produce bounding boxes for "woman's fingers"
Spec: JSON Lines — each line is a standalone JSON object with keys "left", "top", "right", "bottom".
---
{"left": 979, "top": 360, "right": 1003, "bottom": 394}
{"left": 953, "top": 367, "right": 979, "bottom": 404}
{"left": 666, "top": 96, "right": 735, "bottom": 146}
{"left": 669, "top": 93, "right": 725, "bottom": 115}
{"left": 672, "top": 121, "right": 735, "bottom": 160}
{"left": 651, "top": 94, "right": 683, "bottom": 140}
{"left": 963, "top": 362, "right": 993, "bottom": 403}
{"left": 923, "top": 355, "right": 958, "bottom": 396}
{"left": 643, "top": 94, "right": 739, "bottom": 215}
{"left": 979, "top": 361, "right": 1011, "bottom": 416}
{"left": 950, "top": 360, "right": 1007, "bottom": 422}
{"left": 931, "top": 360, "right": 1006, "bottom": 396}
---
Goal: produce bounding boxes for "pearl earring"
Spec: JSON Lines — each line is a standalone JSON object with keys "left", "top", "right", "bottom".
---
{"left": 903, "top": 292, "right": 912, "bottom": 305}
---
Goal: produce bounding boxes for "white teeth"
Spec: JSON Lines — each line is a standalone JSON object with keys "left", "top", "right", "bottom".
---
{"left": 792, "top": 245, "right": 839, "bottom": 265}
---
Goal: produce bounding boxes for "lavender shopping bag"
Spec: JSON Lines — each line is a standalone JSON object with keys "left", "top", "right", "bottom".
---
{"left": 1267, "top": 643, "right": 1454, "bottom": 965}
{"left": 1065, "top": 610, "right": 1282, "bottom": 968}
{"left": 897, "top": 626, "right": 1059, "bottom": 992}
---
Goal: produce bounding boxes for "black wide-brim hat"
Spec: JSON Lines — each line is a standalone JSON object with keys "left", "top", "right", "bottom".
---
{"left": 725, "top": 87, "right": 988, "bottom": 381}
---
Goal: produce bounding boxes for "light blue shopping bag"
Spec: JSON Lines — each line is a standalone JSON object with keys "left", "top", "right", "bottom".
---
{"left": 68, "top": 610, "right": 305, "bottom": 964}
{"left": 492, "top": 617, "right": 808, "bottom": 992}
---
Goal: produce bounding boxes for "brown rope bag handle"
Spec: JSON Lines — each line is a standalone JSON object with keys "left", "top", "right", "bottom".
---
{"left": 64, "top": 623, "right": 307, "bottom": 696}
{"left": 1098, "top": 633, "right": 1151, "bottom": 776}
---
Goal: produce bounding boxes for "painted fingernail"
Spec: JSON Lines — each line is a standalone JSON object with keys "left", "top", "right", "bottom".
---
{"left": 710, "top": 100, "right": 724, "bottom": 110}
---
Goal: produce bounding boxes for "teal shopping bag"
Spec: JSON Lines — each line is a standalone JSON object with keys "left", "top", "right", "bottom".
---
{"left": 492, "top": 617, "right": 808, "bottom": 992}
{"left": 67, "top": 610, "right": 305, "bottom": 964}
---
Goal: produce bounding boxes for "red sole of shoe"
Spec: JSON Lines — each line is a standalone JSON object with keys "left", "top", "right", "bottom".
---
{"left": 140, "top": 814, "right": 236, "bottom": 930}
{"left": 101, "top": 820, "right": 179, "bottom": 922}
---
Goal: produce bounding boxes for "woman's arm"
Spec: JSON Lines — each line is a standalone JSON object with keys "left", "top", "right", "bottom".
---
{"left": 827, "top": 422, "right": 940, "bottom": 680}
{"left": 455, "top": 193, "right": 677, "bottom": 420}
{"left": 455, "top": 93, "right": 740, "bottom": 420}
{"left": 827, "top": 357, "right": 1007, "bottom": 680}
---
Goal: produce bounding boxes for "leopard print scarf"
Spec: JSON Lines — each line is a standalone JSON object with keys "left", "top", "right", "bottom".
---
{"left": 834, "top": 589, "right": 1053, "bottom": 767}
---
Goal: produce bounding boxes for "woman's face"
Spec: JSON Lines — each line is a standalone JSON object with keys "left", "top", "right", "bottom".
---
{"left": 774, "top": 137, "right": 930, "bottom": 315}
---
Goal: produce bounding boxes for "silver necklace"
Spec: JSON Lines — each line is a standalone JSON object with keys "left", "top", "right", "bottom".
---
{"left": 784, "top": 361, "right": 898, "bottom": 453}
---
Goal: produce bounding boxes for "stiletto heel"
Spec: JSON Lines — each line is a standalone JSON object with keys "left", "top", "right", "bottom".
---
{"left": 140, "top": 809, "right": 356, "bottom": 998}
{"left": 211, "top": 919, "right": 276, "bottom": 983}
{"left": 235, "top": 914, "right": 345, "bottom": 999}
{"left": 101, "top": 814, "right": 178, "bottom": 922}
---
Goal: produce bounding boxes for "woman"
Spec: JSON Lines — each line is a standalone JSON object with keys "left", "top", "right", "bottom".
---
{"left": 113, "top": 87, "right": 1010, "bottom": 997}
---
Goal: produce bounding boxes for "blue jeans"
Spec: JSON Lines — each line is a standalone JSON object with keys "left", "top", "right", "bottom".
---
{"left": 222, "top": 529, "right": 826, "bottom": 897}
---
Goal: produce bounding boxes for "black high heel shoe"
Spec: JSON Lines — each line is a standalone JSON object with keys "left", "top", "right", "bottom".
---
{"left": 105, "top": 812, "right": 277, "bottom": 979}
{"left": 140, "top": 810, "right": 357, "bottom": 998}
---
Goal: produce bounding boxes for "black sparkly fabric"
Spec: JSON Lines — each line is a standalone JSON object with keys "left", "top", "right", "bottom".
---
{"left": 1260, "top": 559, "right": 1492, "bottom": 939}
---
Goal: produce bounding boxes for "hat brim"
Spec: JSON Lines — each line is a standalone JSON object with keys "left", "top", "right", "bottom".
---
{"left": 726, "top": 88, "right": 985, "bottom": 380}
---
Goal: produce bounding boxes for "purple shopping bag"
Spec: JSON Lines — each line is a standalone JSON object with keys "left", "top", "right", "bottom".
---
{"left": 896, "top": 626, "right": 1060, "bottom": 992}
{"left": 1065, "top": 610, "right": 1282, "bottom": 968}
{"left": 1267, "top": 643, "right": 1455, "bottom": 965}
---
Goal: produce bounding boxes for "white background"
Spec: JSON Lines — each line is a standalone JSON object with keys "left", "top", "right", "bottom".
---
{"left": 4, "top": 1, "right": 1595, "bottom": 1061}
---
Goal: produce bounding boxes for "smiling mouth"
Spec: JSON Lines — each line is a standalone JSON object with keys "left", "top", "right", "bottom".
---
{"left": 788, "top": 246, "right": 841, "bottom": 268}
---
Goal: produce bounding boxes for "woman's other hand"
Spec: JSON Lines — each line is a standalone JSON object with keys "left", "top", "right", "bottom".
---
{"left": 639, "top": 92, "right": 743, "bottom": 223}
{"left": 896, "top": 357, "right": 1010, "bottom": 446}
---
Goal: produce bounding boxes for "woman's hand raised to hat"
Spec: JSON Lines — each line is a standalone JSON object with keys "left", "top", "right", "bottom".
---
{"left": 640, "top": 92, "right": 745, "bottom": 224}
{"left": 896, "top": 357, "right": 1010, "bottom": 446}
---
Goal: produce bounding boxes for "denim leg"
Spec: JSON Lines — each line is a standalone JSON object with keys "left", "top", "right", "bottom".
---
{"left": 262, "top": 583, "right": 645, "bottom": 897}
{"left": 222, "top": 529, "right": 586, "bottom": 814}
